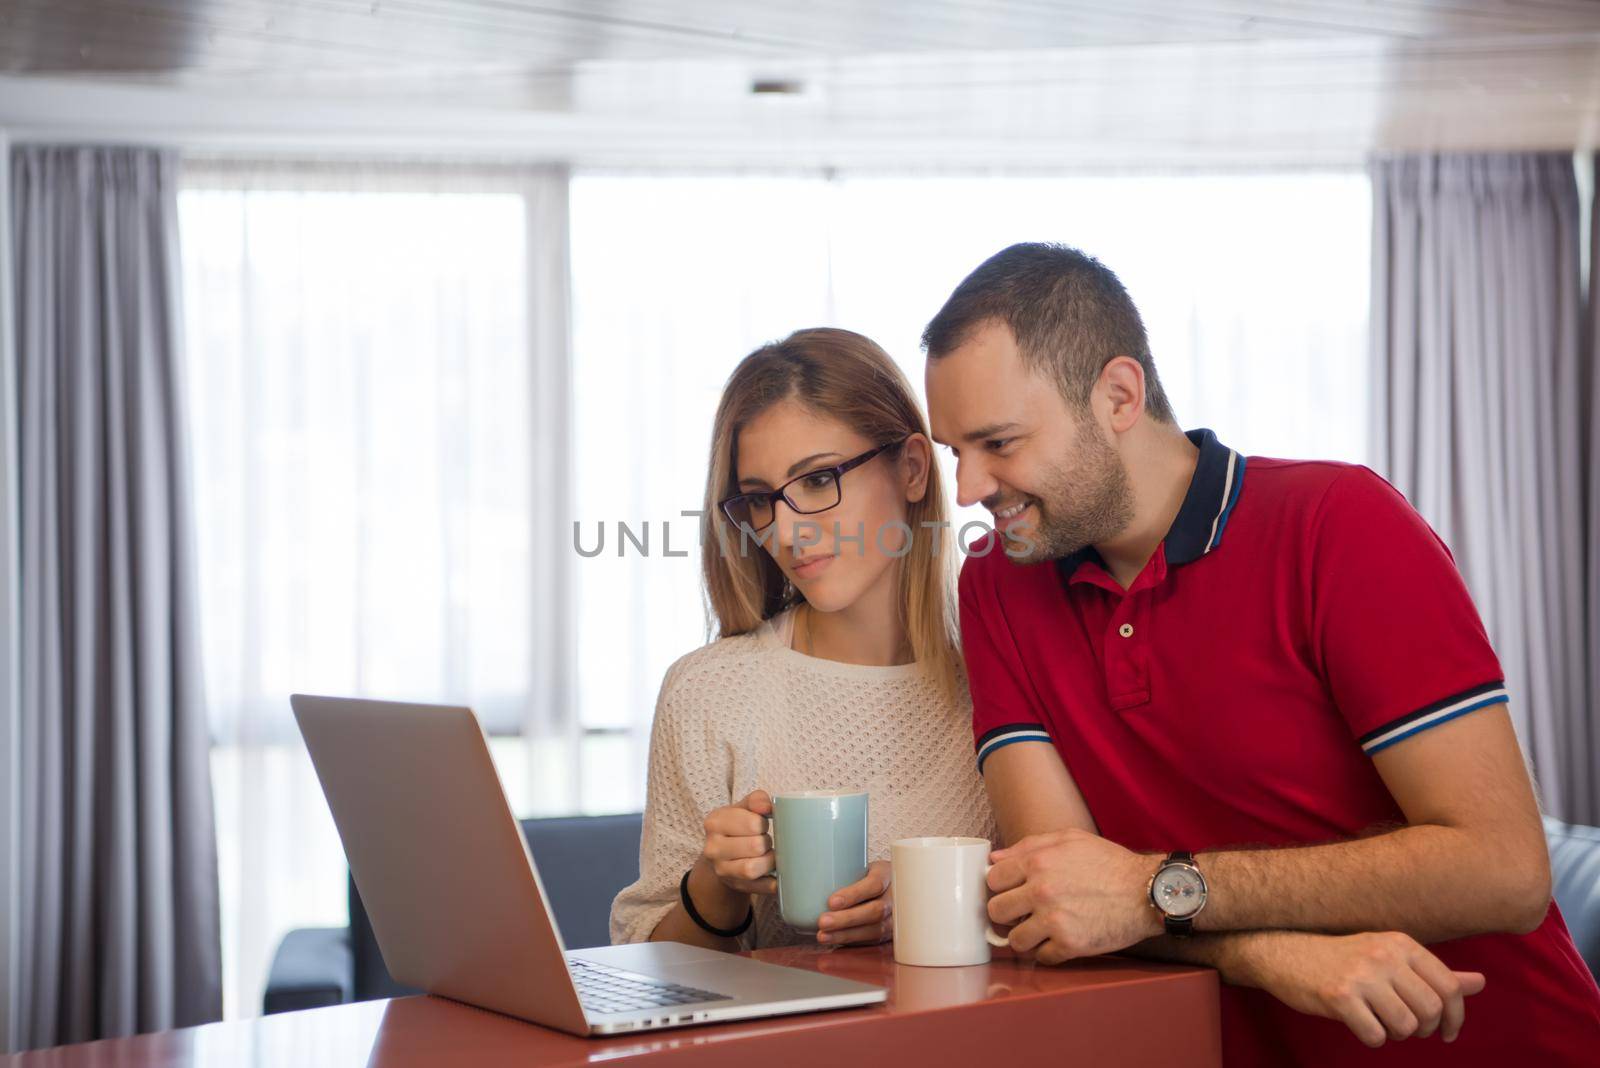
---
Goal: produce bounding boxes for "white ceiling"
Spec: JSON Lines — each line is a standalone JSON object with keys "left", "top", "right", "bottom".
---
{"left": 2, "top": 1, "right": 1598, "bottom": 166}
{"left": 7, "top": 1, "right": 1600, "bottom": 74}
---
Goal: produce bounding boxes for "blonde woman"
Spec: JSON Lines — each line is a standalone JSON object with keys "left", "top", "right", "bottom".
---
{"left": 610, "top": 328, "right": 995, "bottom": 951}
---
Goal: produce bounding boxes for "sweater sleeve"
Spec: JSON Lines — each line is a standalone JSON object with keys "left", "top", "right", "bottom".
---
{"left": 608, "top": 657, "right": 738, "bottom": 945}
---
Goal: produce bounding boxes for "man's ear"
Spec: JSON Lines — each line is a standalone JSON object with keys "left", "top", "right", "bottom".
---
{"left": 901, "top": 433, "right": 932, "bottom": 504}
{"left": 1097, "top": 356, "right": 1147, "bottom": 434}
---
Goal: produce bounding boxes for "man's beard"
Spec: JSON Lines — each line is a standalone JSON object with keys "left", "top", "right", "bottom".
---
{"left": 1008, "top": 422, "right": 1134, "bottom": 565}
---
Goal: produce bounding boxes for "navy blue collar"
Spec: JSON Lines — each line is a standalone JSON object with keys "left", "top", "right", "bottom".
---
{"left": 1056, "top": 428, "right": 1247, "bottom": 581}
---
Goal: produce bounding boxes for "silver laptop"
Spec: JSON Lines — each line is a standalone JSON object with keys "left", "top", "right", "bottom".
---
{"left": 290, "top": 693, "right": 887, "bottom": 1036}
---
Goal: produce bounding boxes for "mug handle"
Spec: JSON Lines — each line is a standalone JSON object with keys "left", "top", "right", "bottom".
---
{"left": 764, "top": 814, "right": 778, "bottom": 879}
{"left": 982, "top": 863, "right": 1009, "bottom": 948}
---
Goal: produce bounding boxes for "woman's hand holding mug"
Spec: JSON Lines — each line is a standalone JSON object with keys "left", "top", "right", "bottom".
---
{"left": 702, "top": 787, "right": 886, "bottom": 943}
{"left": 702, "top": 789, "right": 778, "bottom": 897}
{"left": 817, "top": 861, "right": 894, "bottom": 945}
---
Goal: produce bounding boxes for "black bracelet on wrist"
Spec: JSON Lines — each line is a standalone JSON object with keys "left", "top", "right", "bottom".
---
{"left": 679, "top": 867, "right": 754, "bottom": 939}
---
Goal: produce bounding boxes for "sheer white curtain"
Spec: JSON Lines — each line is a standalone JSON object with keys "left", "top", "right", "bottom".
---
{"left": 569, "top": 175, "right": 836, "bottom": 795}
{"left": 179, "top": 161, "right": 571, "bottom": 1017}
{"left": 569, "top": 169, "right": 1371, "bottom": 779}
{"left": 827, "top": 174, "right": 1370, "bottom": 463}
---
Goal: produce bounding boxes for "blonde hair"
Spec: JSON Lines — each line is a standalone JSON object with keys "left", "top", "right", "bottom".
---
{"left": 701, "top": 327, "right": 961, "bottom": 696}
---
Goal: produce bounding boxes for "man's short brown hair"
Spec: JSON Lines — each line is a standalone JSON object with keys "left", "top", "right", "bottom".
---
{"left": 922, "top": 242, "right": 1175, "bottom": 424}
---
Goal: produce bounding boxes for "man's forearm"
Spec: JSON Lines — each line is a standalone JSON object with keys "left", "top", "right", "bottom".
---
{"left": 1193, "top": 822, "right": 1549, "bottom": 943}
{"left": 1124, "top": 930, "right": 1279, "bottom": 986}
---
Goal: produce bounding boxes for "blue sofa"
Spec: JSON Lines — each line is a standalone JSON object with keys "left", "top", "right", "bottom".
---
{"left": 263, "top": 812, "right": 643, "bottom": 1014}
{"left": 1546, "top": 815, "right": 1600, "bottom": 978}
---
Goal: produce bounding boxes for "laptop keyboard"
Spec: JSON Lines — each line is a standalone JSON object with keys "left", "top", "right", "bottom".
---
{"left": 568, "top": 957, "right": 732, "bottom": 1016}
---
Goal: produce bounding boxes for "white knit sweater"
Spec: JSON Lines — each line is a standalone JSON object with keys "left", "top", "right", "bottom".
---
{"left": 609, "top": 607, "right": 996, "bottom": 950}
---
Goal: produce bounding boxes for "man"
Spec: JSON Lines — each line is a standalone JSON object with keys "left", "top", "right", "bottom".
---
{"left": 922, "top": 242, "right": 1600, "bottom": 1064}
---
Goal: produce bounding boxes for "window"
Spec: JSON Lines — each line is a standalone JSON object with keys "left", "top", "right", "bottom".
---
{"left": 180, "top": 165, "right": 568, "bottom": 1017}
{"left": 181, "top": 164, "right": 1368, "bottom": 1017}
{"left": 569, "top": 169, "right": 1370, "bottom": 782}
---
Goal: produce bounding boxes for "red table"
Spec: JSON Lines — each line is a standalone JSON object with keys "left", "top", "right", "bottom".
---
{"left": 3, "top": 945, "right": 1221, "bottom": 1066}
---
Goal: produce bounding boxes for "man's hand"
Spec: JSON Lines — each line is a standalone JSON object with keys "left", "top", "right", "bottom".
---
{"left": 1236, "top": 931, "right": 1486, "bottom": 1048}
{"left": 986, "top": 828, "right": 1161, "bottom": 962}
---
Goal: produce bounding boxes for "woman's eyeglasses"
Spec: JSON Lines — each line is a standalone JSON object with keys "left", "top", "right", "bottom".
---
{"left": 719, "top": 440, "right": 903, "bottom": 532}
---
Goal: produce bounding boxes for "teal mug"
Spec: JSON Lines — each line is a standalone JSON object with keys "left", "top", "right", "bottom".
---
{"left": 769, "top": 790, "right": 870, "bottom": 931}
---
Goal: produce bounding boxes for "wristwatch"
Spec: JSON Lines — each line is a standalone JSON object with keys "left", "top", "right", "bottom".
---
{"left": 1147, "top": 850, "right": 1207, "bottom": 937}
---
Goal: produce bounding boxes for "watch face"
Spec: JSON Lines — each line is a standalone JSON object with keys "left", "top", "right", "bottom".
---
{"left": 1153, "top": 864, "right": 1206, "bottom": 918}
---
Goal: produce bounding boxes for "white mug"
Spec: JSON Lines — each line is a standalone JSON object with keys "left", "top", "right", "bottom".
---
{"left": 891, "top": 836, "right": 1010, "bottom": 967}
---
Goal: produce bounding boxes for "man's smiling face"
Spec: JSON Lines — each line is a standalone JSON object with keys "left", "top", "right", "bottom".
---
{"left": 925, "top": 319, "right": 1132, "bottom": 563}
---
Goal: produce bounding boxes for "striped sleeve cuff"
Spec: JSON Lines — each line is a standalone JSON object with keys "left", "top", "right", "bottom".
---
{"left": 1357, "top": 681, "right": 1509, "bottom": 756}
{"left": 975, "top": 723, "right": 1053, "bottom": 773}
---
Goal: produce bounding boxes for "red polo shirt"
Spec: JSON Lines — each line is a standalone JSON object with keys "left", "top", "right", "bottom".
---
{"left": 961, "top": 428, "right": 1600, "bottom": 1065}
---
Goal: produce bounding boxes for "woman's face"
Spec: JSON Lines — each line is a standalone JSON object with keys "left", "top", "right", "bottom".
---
{"left": 732, "top": 400, "right": 927, "bottom": 614}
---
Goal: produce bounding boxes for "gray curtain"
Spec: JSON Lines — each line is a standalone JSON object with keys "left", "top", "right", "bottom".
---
{"left": 1370, "top": 153, "right": 1598, "bottom": 825}
{"left": 1588, "top": 155, "right": 1600, "bottom": 826}
{"left": 10, "top": 145, "right": 222, "bottom": 1048}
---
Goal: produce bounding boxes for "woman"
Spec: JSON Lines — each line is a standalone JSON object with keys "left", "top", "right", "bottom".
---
{"left": 610, "top": 328, "right": 995, "bottom": 951}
